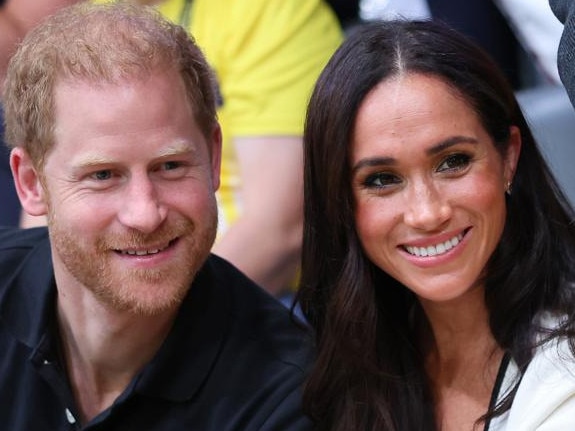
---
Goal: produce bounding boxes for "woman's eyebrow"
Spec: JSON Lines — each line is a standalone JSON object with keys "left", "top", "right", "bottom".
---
{"left": 352, "top": 156, "right": 396, "bottom": 174}
{"left": 425, "top": 136, "right": 478, "bottom": 156}
{"left": 351, "top": 136, "right": 478, "bottom": 174}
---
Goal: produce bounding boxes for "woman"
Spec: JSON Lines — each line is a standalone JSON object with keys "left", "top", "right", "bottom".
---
{"left": 297, "top": 20, "right": 575, "bottom": 430}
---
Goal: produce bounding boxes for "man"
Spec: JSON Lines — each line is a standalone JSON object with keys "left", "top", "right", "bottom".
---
{"left": 0, "top": 3, "right": 312, "bottom": 429}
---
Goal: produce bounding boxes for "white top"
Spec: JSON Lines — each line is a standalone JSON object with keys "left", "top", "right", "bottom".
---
{"left": 489, "top": 335, "right": 575, "bottom": 430}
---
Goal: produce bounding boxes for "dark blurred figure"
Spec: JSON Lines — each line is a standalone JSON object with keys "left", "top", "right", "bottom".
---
{"left": 550, "top": 0, "right": 575, "bottom": 107}
{"left": 327, "top": 0, "right": 360, "bottom": 28}
{"left": 0, "top": 0, "right": 19, "bottom": 226}
{"left": 0, "top": 108, "right": 19, "bottom": 226}
{"left": 358, "top": 0, "right": 559, "bottom": 91}
{"left": 427, "top": 0, "right": 522, "bottom": 89}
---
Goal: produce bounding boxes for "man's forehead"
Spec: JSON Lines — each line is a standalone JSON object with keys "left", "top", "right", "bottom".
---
{"left": 52, "top": 70, "right": 192, "bottom": 128}
{"left": 54, "top": 73, "right": 150, "bottom": 94}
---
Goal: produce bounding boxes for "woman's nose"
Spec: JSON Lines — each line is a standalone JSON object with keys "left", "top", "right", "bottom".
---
{"left": 403, "top": 180, "right": 452, "bottom": 231}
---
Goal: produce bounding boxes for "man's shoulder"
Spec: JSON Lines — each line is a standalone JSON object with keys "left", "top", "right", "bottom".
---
{"left": 203, "top": 254, "right": 313, "bottom": 370}
{"left": 0, "top": 227, "right": 49, "bottom": 267}
{"left": 0, "top": 227, "right": 49, "bottom": 251}
{"left": 0, "top": 227, "right": 51, "bottom": 292}
{"left": 187, "top": 255, "right": 313, "bottom": 430}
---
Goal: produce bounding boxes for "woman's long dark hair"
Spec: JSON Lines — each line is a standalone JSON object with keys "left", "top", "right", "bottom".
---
{"left": 297, "top": 20, "right": 575, "bottom": 430}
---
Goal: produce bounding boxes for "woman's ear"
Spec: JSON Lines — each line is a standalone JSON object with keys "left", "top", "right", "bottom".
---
{"left": 10, "top": 147, "right": 48, "bottom": 216}
{"left": 504, "top": 126, "right": 522, "bottom": 187}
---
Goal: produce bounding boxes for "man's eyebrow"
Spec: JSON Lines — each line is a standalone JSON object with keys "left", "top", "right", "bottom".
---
{"left": 74, "top": 141, "right": 198, "bottom": 169}
{"left": 352, "top": 136, "right": 479, "bottom": 174}
{"left": 74, "top": 155, "right": 116, "bottom": 169}
{"left": 156, "top": 140, "right": 197, "bottom": 158}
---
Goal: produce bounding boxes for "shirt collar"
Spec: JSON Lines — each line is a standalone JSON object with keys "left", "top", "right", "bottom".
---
{"left": 124, "top": 256, "right": 231, "bottom": 402}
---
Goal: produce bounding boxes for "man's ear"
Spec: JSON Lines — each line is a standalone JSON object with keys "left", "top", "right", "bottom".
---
{"left": 504, "top": 126, "right": 522, "bottom": 186}
{"left": 10, "top": 147, "right": 48, "bottom": 216}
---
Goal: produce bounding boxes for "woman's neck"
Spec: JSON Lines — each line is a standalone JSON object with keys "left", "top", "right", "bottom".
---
{"left": 418, "top": 286, "right": 505, "bottom": 431}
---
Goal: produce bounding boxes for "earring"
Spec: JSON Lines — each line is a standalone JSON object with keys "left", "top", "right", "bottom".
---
{"left": 505, "top": 181, "right": 512, "bottom": 196}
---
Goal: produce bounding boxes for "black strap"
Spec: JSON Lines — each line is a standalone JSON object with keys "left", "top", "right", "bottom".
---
{"left": 483, "top": 352, "right": 511, "bottom": 431}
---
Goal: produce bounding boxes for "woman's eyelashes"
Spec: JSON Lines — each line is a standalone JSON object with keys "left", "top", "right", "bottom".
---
{"left": 436, "top": 152, "right": 472, "bottom": 173}
{"left": 359, "top": 152, "right": 474, "bottom": 192}
{"left": 363, "top": 171, "right": 401, "bottom": 189}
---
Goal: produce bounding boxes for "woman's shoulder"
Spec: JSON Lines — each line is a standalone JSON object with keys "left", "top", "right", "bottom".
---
{"left": 501, "top": 315, "right": 575, "bottom": 429}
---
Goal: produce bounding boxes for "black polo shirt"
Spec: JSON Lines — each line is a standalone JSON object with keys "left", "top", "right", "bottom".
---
{"left": 0, "top": 227, "right": 313, "bottom": 430}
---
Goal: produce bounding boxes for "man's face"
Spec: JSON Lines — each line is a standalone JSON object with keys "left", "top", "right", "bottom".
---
{"left": 41, "top": 69, "right": 220, "bottom": 315}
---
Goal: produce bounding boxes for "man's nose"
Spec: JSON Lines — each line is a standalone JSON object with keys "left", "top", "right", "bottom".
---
{"left": 117, "top": 174, "right": 167, "bottom": 233}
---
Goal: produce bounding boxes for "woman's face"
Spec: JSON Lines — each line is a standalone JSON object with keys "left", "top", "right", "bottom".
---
{"left": 351, "top": 73, "right": 520, "bottom": 304}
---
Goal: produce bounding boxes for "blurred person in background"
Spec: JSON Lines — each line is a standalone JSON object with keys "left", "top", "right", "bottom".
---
{"left": 358, "top": 0, "right": 563, "bottom": 89}
{"left": 0, "top": 0, "right": 77, "bottom": 226}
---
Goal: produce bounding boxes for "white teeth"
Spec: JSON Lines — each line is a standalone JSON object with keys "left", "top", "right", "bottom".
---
{"left": 404, "top": 233, "right": 464, "bottom": 258}
{"left": 121, "top": 248, "right": 163, "bottom": 256}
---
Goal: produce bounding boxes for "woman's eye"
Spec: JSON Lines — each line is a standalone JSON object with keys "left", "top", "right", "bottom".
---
{"left": 364, "top": 172, "right": 401, "bottom": 188}
{"left": 437, "top": 153, "right": 471, "bottom": 172}
{"left": 90, "top": 170, "right": 113, "bottom": 181}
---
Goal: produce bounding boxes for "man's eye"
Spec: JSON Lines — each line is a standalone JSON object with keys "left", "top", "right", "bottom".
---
{"left": 163, "top": 161, "right": 181, "bottom": 171}
{"left": 364, "top": 172, "right": 401, "bottom": 188}
{"left": 437, "top": 153, "right": 471, "bottom": 172}
{"left": 90, "top": 170, "right": 112, "bottom": 181}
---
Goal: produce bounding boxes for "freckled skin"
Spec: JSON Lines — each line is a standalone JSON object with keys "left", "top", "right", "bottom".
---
{"left": 351, "top": 73, "right": 520, "bottom": 305}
